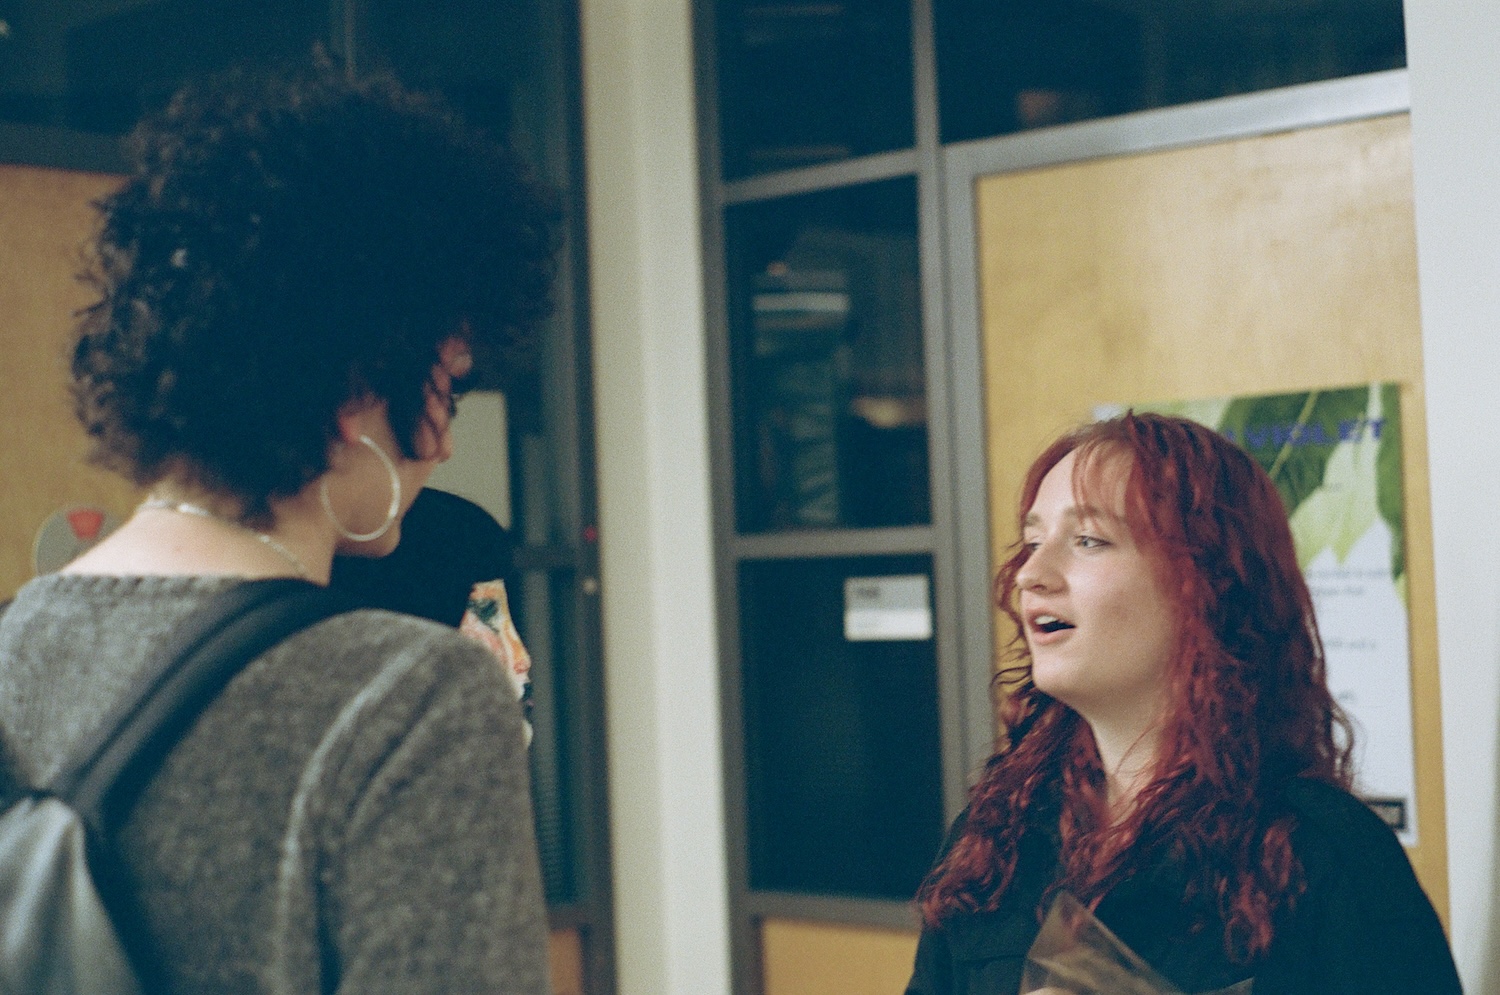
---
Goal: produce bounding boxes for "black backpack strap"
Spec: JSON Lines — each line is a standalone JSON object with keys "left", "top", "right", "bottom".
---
{"left": 51, "top": 578, "right": 353, "bottom": 835}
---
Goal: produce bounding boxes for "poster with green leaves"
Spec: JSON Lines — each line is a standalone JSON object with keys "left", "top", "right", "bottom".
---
{"left": 1104, "top": 384, "right": 1416, "bottom": 844}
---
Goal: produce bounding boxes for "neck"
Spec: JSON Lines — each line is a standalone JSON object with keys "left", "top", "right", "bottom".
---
{"left": 141, "top": 495, "right": 313, "bottom": 580}
{"left": 1085, "top": 718, "right": 1162, "bottom": 818}
{"left": 63, "top": 481, "right": 337, "bottom": 584}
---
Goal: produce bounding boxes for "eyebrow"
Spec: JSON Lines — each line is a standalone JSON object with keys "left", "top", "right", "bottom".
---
{"left": 1022, "top": 504, "right": 1121, "bottom": 530}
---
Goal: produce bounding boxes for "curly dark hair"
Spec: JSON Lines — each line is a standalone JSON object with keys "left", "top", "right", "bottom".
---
{"left": 918, "top": 412, "right": 1354, "bottom": 962}
{"left": 71, "top": 55, "right": 558, "bottom": 522}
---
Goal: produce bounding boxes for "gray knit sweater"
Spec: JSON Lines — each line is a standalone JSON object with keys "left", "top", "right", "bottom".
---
{"left": 0, "top": 574, "right": 550, "bottom": 995}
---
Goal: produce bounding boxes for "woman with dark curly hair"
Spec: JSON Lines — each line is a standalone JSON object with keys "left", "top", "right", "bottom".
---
{"left": 0, "top": 58, "right": 556, "bottom": 994}
{"left": 905, "top": 413, "right": 1460, "bottom": 994}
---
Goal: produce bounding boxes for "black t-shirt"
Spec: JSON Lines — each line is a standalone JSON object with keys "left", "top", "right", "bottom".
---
{"left": 329, "top": 488, "right": 516, "bottom": 627}
{"left": 905, "top": 779, "right": 1462, "bottom": 995}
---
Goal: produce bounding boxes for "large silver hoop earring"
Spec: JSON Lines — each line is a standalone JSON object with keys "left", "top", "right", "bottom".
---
{"left": 321, "top": 434, "right": 402, "bottom": 543}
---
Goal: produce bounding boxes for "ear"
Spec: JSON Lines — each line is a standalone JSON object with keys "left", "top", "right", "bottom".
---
{"left": 335, "top": 397, "right": 385, "bottom": 448}
{"left": 334, "top": 407, "right": 365, "bottom": 448}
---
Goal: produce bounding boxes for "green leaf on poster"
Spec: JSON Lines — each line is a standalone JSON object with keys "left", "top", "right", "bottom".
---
{"left": 1214, "top": 388, "right": 1369, "bottom": 521}
{"left": 1376, "top": 383, "right": 1406, "bottom": 586}
{"left": 1135, "top": 384, "right": 1406, "bottom": 583}
{"left": 1287, "top": 411, "right": 1380, "bottom": 571}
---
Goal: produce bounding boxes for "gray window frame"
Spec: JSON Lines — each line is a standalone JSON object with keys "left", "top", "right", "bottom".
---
{"left": 693, "top": 1, "right": 1414, "bottom": 991}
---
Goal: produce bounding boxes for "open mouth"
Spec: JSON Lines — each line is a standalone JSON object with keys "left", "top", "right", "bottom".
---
{"left": 1032, "top": 613, "right": 1075, "bottom": 634}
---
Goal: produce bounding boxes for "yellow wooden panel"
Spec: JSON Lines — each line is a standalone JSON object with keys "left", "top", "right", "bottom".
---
{"left": 0, "top": 164, "right": 139, "bottom": 598}
{"left": 549, "top": 927, "right": 585, "bottom": 995}
{"left": 975, "top": 114, "right": 1448, "bottom": 920}
{"left": 761, "top": 918, "right": 918, "bottom": 995}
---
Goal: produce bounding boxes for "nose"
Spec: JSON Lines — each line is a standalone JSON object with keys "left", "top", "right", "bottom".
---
{"left": 1015, "top": 534, "right": 1062, "bottom": 592}
{"left": 422, "top": 369, "right": 459, "bottom": 463}
{"left": 440, "top": 338, "right": 474, "bottom": 380}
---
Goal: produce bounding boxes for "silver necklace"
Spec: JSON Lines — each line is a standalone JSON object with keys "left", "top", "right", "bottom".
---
{"left": 141, "top": 496, "right": 312, "bottom": 581}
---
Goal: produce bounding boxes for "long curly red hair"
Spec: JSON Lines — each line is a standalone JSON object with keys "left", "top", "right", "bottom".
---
{"left": 917, "top": 412, "right": 1354, "bottom": 961}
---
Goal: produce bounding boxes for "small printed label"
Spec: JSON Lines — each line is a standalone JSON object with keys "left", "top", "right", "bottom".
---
{"left": 844, "top": 574, "right": 932, "bottom": 642}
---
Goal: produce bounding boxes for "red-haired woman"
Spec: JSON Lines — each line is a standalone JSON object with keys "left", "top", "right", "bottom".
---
{"left": 905, "top": 413, "right": 1461, "bottom": 994}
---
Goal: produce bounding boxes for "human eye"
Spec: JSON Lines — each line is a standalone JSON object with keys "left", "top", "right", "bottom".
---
{"left": 1074, "top": 533, "right": 1109, "bottom": 550}
{"left": 427, "top": 372, "right": 470, "bottom": 421}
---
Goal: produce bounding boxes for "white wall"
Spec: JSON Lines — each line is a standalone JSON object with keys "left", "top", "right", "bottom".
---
{"left": 1404, "top": 1, "right": 1500, "bottom": 989}
{"left": 579, "top": 2, "right": 733, "bottom": 995}
{"left": 425, "top": 391, "right": 512, "bottom": 527}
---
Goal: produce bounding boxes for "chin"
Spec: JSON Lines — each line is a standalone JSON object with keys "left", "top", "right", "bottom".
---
{"left": 1033, "top": 673, "right": 1087, "bottom": 713}
{"left": 339, "top": 526, "right": 402, "bottom": 559}
{"left": 1029, "top": 660, "right": 1068, "bottom": 696}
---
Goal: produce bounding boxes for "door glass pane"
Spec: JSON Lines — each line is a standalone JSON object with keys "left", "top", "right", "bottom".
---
{"left": 740, "top": 556, "right": 945, "bottom": 900}
{"left": 363, "top": 0, "right": 583, "bottom": 553}
{"left": 936, "top": 0, "right": 1407, "bottom": 144}
{"left": 727, "top": 177, "right": 930, "bottom": 533}
{"left": 0, "top": 0, "right": 328, "bottom": 137}
{"left": 363, "top": 0, "right": 525, "bottom": 144}
{"left": 715, "top": 0, "right": 914, "bottom": 180}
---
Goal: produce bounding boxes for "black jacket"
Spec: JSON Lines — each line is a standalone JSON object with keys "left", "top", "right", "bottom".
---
{"left": 905, "top": 779, "right": 1462, "bottom": 995}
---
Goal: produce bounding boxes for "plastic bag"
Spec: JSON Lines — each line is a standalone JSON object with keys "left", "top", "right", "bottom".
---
{"left": 1020, "top": 891, "right": 1252, "bottom": 995}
